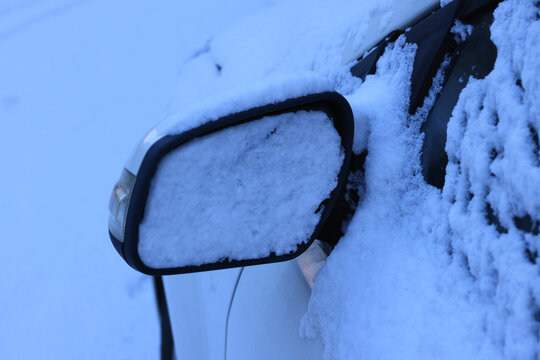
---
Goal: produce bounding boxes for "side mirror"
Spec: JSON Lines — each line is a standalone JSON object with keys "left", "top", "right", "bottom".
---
{"left": 108, "top": 90, "right": 353, "bottom": 275}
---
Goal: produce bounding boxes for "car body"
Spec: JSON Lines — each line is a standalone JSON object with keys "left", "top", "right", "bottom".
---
{"left": 158, "top": 1, "right": 502, "bottom": 359}
{"left": 109, "top": 0, "right": 538, "bottom": 358}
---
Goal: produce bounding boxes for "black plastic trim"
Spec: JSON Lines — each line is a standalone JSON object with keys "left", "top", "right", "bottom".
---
{"left": 421, "top": 5, "right": 498, "bottom": 189}
{"left": 349, "top": 0, "right": 501, "bottom": 188}
{"left": 350, "top": 0, "right": 501, "bottom": 94}
{"left": 458, "top": 0, "right": 497, "bottom": 18}
{"left": 109, "top": 230, "right": 124, "bottom": 259}
{"left": 154, "top": 276, "right": 175, "bottom": 360}
{"left": 110, "top": 91, "right": 354, "bottom": 275}
{"left": 405, "top": 0, "right": 463, "bottom": 114}
{"left": 350, "top": 30, "right": 403, "bottom": 81}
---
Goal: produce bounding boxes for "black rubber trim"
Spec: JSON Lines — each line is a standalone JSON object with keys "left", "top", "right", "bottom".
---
{"left": 406, "top": 0, "right": 500, "bottom": 114}
{"left": 350, "top": 30, "right": 403, "bottom": 81}
{"left": 350, "top": 0, "right": 501, "bottom": 95}
{"left": 405, "top": 0, "right": 463, "bottom": 114}
{"left": 421, "top": 5, "right": 498, "bottom": 189}
{"left": 154, "top": 276, "right": 175, "bottom": 360}
{"left": 111, "top": 91, "right": 354, "bottom": 275}
{"left": 457, "top": 0, "right": 497, "bottom": 17}
{"left": 325, "top": 0, "right": 503, "bottom": 245}
{"left": 317, "top": 150, "right": 368, "bottom": 248}
{"left": 109, "top": 230, "right": 124, "bottom": 259}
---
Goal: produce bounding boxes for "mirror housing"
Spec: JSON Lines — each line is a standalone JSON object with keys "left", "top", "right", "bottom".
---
{"left": 109, "top": 91, "right": 353, "bottom": 275}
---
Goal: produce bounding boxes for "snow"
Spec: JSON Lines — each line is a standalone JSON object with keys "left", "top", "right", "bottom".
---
{"left": 160, "top": 74, "right": 333, "bottom": 137}
{"left": 301, "top": 0, "right": 540, "bottom": 359}
{"left": 301, "top": 37, "right": 462, "bottom": 359}
{"left": 451, "top": 19, "right": 474, "bottom": 43}
{"left": 127, "top": 74, "right": 334, "bottom": 173}
{"left": 0, "top": 0, "right": 281, "bottom": 359}
{"left": 150, "top": 0, "right": 538, "bottom": 356}
{"left": 166, "top": 0, "right": 402, "bottom": 112}
{"left": 440, "top": 0, "right": 455, "bottom": 7}
{"left": 139, "top": 110, "right": 343, "bottom": 268}
{"left": 3, "top": 0, "right": 538, "bottom": 358}
{"left": 443, "top": 0, "right": 540, "bottom": 356}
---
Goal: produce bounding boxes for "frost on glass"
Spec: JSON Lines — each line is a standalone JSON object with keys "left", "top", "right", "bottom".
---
{"left": 138, "top": 110, "right": 344, "bottom": 268}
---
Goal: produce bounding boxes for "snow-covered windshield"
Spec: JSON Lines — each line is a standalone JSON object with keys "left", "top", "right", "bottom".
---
{"left": 139, "top": 110, "right": 344, "bottom": 268}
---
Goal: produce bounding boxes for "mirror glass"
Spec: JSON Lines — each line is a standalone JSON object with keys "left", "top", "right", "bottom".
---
{"left": 138, "top": 110, "right": 344, "bottom": 269}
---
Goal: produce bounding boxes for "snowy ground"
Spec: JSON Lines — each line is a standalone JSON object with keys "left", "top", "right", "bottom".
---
{"left": 2, "top": 0, "right": 538, "bottom": 359}
{"left": 0, "top": 0, "right": 276, "bottom": 358}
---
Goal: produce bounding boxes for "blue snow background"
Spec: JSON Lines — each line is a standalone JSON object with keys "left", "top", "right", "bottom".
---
{"left": 1, "top": 0, "right": 539, "bottom": 359}
{"left": 0, "top": 0, "right": 275, "bottom": 358}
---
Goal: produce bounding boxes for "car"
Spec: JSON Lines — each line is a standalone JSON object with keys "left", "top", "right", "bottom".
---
{"left": 108, "top": 0, "right": 539, "bottom": 358}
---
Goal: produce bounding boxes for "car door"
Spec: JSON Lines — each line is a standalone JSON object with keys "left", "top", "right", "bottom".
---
{"left": 163, "top": 268, "right": 241, "bottom": 360}
{"left": 225, "top": 261, "right": 324, "bottom": 360}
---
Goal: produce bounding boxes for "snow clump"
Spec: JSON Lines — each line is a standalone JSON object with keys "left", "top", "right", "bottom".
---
{"left": 302, "top": 0, "right": 540, "bottom": 359}
{"left": 139, "top": 110, "right": 344, "bottom": 268}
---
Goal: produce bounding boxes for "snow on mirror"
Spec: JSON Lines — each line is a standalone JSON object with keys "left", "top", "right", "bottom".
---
{"left": 138, "top": 110, "right": 344, "bottom": 269}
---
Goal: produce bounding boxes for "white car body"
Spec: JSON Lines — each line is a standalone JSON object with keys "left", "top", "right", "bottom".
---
{"left": 159, "top": 1, "right": 442, "bottom": 359}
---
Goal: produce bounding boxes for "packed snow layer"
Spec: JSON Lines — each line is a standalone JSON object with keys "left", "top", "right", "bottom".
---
{"left": 126, "top": 74, "right": 334, "bottom": 174}
{"left": 302, "top": 1, "right": 540, "bottom": 359}
{"left": 167, "top": 0, "right": 409, "bottom": 113}
{"left": 139, "top": 111, "right": 344, "bottom": 268}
